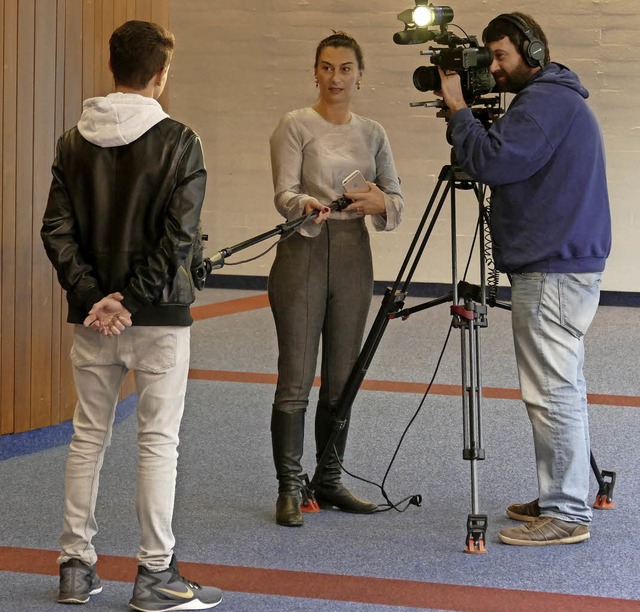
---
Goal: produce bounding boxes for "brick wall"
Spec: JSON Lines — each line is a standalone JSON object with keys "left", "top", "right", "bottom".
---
{"left": 169, "top": 1, "right": 640, "bottom": 292}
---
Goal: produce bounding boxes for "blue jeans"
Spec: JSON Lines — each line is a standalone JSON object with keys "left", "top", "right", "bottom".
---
{"left": 510, "top": 272, "right": 602, "bottom": 524}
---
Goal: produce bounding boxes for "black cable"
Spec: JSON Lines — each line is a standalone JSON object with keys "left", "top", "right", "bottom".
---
{"left": 483, "top": 197, "right": 500, "bottom": 305}
{"left": 222, "top": 222, "right": 299, "bottom": 266}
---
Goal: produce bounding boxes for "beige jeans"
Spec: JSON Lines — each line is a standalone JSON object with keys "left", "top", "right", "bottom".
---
{"left": 58, "top": 324, "right": 190, "bottom": 570}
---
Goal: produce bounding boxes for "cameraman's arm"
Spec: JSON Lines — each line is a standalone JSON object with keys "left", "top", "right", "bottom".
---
{"left": 437, "top": 67, "right": 467, "bottom": 115}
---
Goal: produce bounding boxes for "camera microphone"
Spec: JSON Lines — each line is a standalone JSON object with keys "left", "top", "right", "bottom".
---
{"left": 393, "top": 29, "right": 439, "bottom": 45}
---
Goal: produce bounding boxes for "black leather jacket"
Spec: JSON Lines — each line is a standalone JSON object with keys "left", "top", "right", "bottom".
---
{"left": 41, "top": 118, "right": 206, "bottom": 326}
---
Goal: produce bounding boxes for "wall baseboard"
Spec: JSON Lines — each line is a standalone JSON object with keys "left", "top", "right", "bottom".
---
{"left": 205, "top": 275, "right": 640, "bottom": 308}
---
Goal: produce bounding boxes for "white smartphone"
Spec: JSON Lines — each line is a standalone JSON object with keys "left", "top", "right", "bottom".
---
{"left": 341, "top": 170, "right": 370, "bottom": 193}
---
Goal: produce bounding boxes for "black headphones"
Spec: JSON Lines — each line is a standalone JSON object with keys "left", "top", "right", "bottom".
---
{"left": 493, "top": 13, "right": 546, "bottom": 68}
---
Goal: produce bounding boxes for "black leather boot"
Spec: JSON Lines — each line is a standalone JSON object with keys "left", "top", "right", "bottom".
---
{"left": 314, "top": 405, "right": 377, "bottom": 514}
{"left": 271, "top": 409, "right": 305, "bottom": 526}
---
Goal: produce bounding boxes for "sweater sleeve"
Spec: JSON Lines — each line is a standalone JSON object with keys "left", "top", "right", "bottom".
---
{"left": 270, "top": 114, "right": 313, "bottom": 221}
{"left": 371, "top": 124, "right": 403, "bottom": 232}
{"left": 448, "top": 105, "right": 554, "bottom": 186}
{"left": 269, "top": 113, "right": 323, "bottom": 237}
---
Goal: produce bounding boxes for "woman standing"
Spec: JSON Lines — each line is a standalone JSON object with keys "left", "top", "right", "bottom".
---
{"left": 268, "top": 31, "right": 404, "bottom": 527}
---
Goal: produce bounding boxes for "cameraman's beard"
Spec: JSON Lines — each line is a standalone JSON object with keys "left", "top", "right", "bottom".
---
{"left": 493, "top": 65, "right": 533, "bottom": 94}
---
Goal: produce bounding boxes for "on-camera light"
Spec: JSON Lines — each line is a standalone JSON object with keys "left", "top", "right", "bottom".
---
{"left": 412, "top": 6, "right": 433, "bottom": 27}
{"left": 397, "top": 3, "right": 454, "bottom": 29}
{"left": 394, "top": 3, "right": 455, "bottom": 44}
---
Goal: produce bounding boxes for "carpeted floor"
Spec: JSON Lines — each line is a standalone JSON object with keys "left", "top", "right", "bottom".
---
{"left": 1, "top": 287, "right": 639, "bottom": 611}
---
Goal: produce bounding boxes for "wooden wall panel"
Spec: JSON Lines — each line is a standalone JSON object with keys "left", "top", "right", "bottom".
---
{"left": 0, "top": 0, "right": 170, "bottom": 434}
{"left": 0, "top": 0, "right": 5, "bottom": 433}
{"left": 99, "top": 0, "right": 115, "bottom": 95}
{"left": 1, "top": 0, "right": 19, "bottom": 434}
{"left": 14, "top": 0, "right": 36, "bottom": 433}
{"left": 32, "top": 0, "right": 60, "bottom": 430}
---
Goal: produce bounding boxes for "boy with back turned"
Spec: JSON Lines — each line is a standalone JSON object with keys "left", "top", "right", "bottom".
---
{"left": 41, "top": 20, "right": 222, "bottom": 610}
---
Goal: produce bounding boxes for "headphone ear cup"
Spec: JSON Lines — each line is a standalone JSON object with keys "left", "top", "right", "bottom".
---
{"left": 523, "top": 38, "right": 545, "bottom": 67}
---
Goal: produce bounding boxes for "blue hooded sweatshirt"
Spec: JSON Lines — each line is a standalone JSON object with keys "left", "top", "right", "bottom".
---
{"left": 448, "top": 62, "right": 611, "bottom": 274}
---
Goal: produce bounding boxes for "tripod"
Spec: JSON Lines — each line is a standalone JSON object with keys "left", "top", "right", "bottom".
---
{"left": 299, "top": 161, "right": 616, "bottom": 553}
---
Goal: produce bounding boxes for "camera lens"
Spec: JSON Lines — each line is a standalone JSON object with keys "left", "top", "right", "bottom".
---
{"left": 476, "top": 47, "right": 494, "bottom": 68}
{"left": 413, "top": 66, "right": 441, "bottom": 92}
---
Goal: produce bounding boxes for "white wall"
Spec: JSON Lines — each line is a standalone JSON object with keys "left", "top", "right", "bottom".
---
{"left": 169, "top": 1, "right": 640, "bottom": 292}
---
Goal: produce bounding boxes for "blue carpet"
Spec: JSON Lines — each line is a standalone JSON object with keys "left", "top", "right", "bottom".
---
{"left": 0, "top": 394, "right": 137, "bottom": 461}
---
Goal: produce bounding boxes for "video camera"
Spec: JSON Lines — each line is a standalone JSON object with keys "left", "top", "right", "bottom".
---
{"left": 394, "top": 2, "right": 497, "bottom": 109}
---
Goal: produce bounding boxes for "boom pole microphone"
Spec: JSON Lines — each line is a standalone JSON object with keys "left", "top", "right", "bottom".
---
{"left": 204, "top": 195, "right": 353, "bottom": 271}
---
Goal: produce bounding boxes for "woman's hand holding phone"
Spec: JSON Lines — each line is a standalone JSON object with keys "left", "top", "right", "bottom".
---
{"left": 341, "top": 170, "right": 386, "bottom": 217}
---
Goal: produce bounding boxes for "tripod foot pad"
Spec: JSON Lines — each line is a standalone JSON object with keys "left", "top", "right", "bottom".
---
{"left": 464, "top": 537, "right": 488, "bottom": 554}
{"left": 594, "top": 469, "right": 616, "bottom": 509}
{"left": 465, "top": 513, "right": 488, "bottom": 554}
{"left": 594, "top": 495, "right": 615, "bottom": 510}
{"left": 301, "top": 499, "right": 320, "bottom": 513}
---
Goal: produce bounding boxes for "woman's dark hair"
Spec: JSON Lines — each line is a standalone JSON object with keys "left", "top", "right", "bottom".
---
{"left": 314, "top": 30, "right": 364, "bottom": 72}
{"left": 109, "top": 20, "right": 175, "bottom": 89}
{"left": 483, "top": 12, "right": 550, "bottom": 66}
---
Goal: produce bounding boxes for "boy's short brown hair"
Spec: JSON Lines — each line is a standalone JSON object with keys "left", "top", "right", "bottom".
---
{"left": 109, "top": 20, "right": 175, "bottom": 89}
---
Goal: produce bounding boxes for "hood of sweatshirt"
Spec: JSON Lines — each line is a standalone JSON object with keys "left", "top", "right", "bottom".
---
{"left": 77, "top": 92, "right": 169, "bottom": 148}
{"left": 527, "top": 62, "right": 589, "bottom": 99}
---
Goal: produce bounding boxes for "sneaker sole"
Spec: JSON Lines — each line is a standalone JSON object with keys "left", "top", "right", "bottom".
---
{"left": 498, "top": 531, "right": 591, "bottom": 546}
{"left": 129, "top": 596, "right": 222, "bottom": 611}
{"left": 58, "top": 596, "right": 90, "bottom": 604}
{"left": 58, "top": 585, "right": 103, "bottom": 604}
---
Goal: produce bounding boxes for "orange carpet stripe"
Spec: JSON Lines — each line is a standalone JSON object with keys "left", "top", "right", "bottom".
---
{"left": 191, "top": 293, "right": 270, "bottom": 320}
{"left": 188, "top": 369, "right": 639, "bottom": 408}
{"left": 190, "top": 295, "right": 640, "bottom": 408}
{"left": 1, "top": 546, "right": 638, "bottom": 611}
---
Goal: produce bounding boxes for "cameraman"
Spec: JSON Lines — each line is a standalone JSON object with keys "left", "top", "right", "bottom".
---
{"left": 437, "top": 13, "right": 611, "bottom": 546}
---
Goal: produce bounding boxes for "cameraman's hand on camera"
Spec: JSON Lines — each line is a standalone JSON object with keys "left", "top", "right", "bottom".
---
{"left": 304, "top": 197, "right": 331, "bottom": 224}
{"left": 84, "top": 292, "right": 132, "bottom": 336}
{"left": 343, "top": 182, "right": 386, "bottom": 217}
{"left": 436, "top": 66, "right": 467, "bottom": 115}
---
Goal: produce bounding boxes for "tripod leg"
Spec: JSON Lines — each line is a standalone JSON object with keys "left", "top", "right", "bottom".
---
{"left": 308, "top": 287, "right": 404, "bottom": 490}
{"left": 454, "top": 300, "right": 488, "bottom": 554}
{"left": 454, "top": 179, "right": 493, "bottom": 553}
{"left": 309, "top": 169, "right": 453, "bottom": 489}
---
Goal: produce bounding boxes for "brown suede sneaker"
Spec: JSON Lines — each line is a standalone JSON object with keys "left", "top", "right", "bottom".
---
{"left": 499, "top": 516, "right": 590, "bottom": 546}
{"left": 506, "top": 499, "right": 541, "bottom": 522}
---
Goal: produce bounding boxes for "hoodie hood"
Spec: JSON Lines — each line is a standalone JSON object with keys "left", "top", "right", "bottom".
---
{"left": 77, "top": 92, "right": 169, "bottom": 147}
{"left": 529, "top": 62, "right": 589, "bottom": 99}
